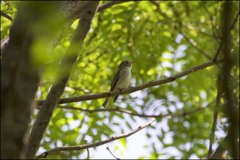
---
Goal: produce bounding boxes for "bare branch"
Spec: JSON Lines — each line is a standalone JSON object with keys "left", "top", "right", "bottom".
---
{"left": 182, "top": 22, "right": 220, "bottom": 41}
{"left": 212, "top": 11, "right": 240, "bottom": 62}
{"left": 1, "top": 10, "right": 13, "bottom": 22}
{"left": 37, "top": 100, "right": 215, "bottom": 119}
{"left": 150, "top": 1, "right": 171, "bottom": 20}
{"left": 35, "top": 118, "right": 156, "bottom": 159}
{"left": 228, "top": 11, "right": 240, "bottom": 31}
{"left": 68, "top": 1, "right": 92, "bottom": 20}
{"left": 107, "top": 147, "right": 120, "bottom": 160}
{"left": 1, "top": 34, "right": 10, "bottom": 50}
{"left": 208, "top": 76, "right": 222, "bottom": 158}
{"left": 204, "top": 6, "right": 217, "bottom": 39}
{"left": 97, "top": 1, "right": 129, "bottom": 12}
{"left": 36, "top": 58, "right": 224, "bottom": 105}
{"left": 84, "top": 140, "right": 90, "bottom": 160}
{"left": 181, "top": 31, "right": 212, "bottom": 60}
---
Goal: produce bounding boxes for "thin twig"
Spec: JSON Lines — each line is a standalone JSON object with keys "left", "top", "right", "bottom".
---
{"left": 213, "top": 11, "right": 240, "bottom": 62}
{"left": 185, "top": 135, "right": 195, "bottom": 159}
{"left": 37, "top": 100, "right": 215, "bottom": 119}
{"left": 182, "top": 22, "right": 219, "bottom": 41}
{"left": 106, "top": 147, "right": 120, "bottom": 160}
{"left": 204, "top": 6, "right": 217, "bottom": 40}
{"left": 208, "top": 75, "right": 222, "bottom": 158}
{"left": 35, "top": 58, "right": 224, "bottom": 106}
{"left": 97, "top": 1, "right": 129, "bottom": 12}
{"left": 84, "top": 140, "right": 90, "bottom": 160}
{"left": 181, "top": 31, "right": 212, "bottom": 60}
{"left": 150, "top": 1, "right": 170, "bottom": 20}
{"left": 35, "top": 118, "right": 156, "bottom": 159}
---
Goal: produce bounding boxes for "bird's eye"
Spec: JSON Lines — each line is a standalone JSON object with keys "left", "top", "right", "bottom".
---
{"left": 126, "top": 61, "right": 128, "bottom": 64}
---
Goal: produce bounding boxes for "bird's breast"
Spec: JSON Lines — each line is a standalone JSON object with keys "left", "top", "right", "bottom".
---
{"left": 114, "top": 68, "right": 131, "bottom": 90}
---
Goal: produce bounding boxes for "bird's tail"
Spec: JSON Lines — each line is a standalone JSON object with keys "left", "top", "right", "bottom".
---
{"left": 102, "top": 97, "right": 110, "bottom": 108}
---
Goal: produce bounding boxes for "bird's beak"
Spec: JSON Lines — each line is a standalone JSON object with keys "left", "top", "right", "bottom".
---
{"left": 130, "top": 61, "right": 135, "bottom": 64}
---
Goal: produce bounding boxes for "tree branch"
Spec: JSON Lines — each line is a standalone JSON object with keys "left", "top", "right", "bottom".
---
{"left": 212, "top": 10, "right": 240, "bottom": 62}
{"left": 180, "top": 31, "right": 212, "bottom": 60}
{"left": 35, "top": 118, "right": 156, "bottom": 159}
{"left": 220, "top": 2, "right": 239, "bottom": 158}
{"left": 84, "top": 140, "right": 90, "bottom": 160}
{"left": 97, "top": 1, "right": 129, "bottom": 12}
{"left": 1, "top": 10, "right": 13, "bottom": 22}
{"left": 107, "top": 147, "right": 120, "bottom": 160}
{"left": 36, "top": 100, "right": 215, "bottom": 119}
{"left": 150, "top": 1, "right": 172, "bottom": 21}
{"left": 26, "top": 2, "right": 100, "bottom": 158}
{"left": 208, "top": 75, "right": 222, "bottom": 158}
{"left": 36, "top": 58, "right": 224, "bottom": 105}
{"left": 204, "top": 6, "right": 218, "bottom": 41}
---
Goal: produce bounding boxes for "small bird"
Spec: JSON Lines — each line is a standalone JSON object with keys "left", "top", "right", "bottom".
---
{"left": 102, "top": 60, "right": 135, "bottom": 107}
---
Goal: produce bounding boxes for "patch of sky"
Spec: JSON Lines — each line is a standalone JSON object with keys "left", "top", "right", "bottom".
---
{"left": 162, "top": 53, "right": 175, "bottom": 59}
{"left": 50, "top": 143, "right": 55, "bottom": 149}
{"left": 65, "top": 112, "right": 73, "bottom": 118}
{"left": 61, "top": 124, "right": 68, "bottom": 131}
{"left": 69, "top": 120, "right": 80, "bottom": 130}
{"left": 173, "top": 62, "right": 182, "bottom": 72}
{"left": 175, "top": 45, "right": 187, "bottom": 58}
{"left": 168, "top": 104, "right": 176, "bottom": 112}
{"left": 200, "top": 91, "right": 207, "bottom": 99}
{"left": 183, "top": 121, "right": 190, "bottom": 129}
{"left": 176, "top": 102, "right": 184, "bottom": 109}
{"left": 167, "top": 45, "right": 175, "bottom": 52}
{"left": 131, "top": 23, "right": 135, "bottom": 28}
{"left": 57, "top": 140, "right": 63, "bottom": 147}
{"left": 201, "top": 101, "right": 208, "bottom": 107}
{"left": 163, "top": 70, "right": 171, "bottom": 77}
{"left": 134, "top": 16, "right": 140, "bottom": 20}
{"left": 157, "top": 65, "right": 162, "bottom": 71}
{"left": 175, "top": 33, "right": 183, "bottom": 43}
{"left": 161, "top": 61, "right": 173, "bottom": 68}
{"left": 172, "top": 81, "right": 178, "bottom": 87}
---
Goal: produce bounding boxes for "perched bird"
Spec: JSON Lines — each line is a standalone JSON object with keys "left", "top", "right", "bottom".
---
{"left": 102, "top": 60, "right": 135, "bottom": 107}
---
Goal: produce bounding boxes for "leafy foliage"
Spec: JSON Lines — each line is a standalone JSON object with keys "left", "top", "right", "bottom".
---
{"left": 1, "top": 1, "right": 239, "bottom": 159}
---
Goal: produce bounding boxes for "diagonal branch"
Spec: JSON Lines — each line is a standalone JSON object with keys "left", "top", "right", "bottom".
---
{"left": 180, "top": 31, "right": 212, "bottom": 60}
{"left": 26, "top": 2, "right": 100, "bottom": 158}
{"left": 204, "top": 6, "right": 218, "bottom": 42}
{"left": 36, "top": 58, "right": 224, "bottom": 105}
{"left": 208, "top": 75, "right": 222, "bottom": 158}
{"left": 1, "top": 10, "right": 13, "bottom": 22}
{"left": 212, "top": 11, "right": 240, "bottom": 62}
{"left": 35, "top": 118, "right": 156, "bottom": 159}
{"left": 107, "top": 147, "right": 120, "bottom": 160}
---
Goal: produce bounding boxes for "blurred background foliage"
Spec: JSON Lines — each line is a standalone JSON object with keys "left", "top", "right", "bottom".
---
{"left": 1, "top": 1, "right": 239, "bottom": 159}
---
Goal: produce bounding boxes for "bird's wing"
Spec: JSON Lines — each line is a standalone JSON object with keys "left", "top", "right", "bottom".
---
{"left": 110, "top": 69, "right": 120, "bottom": 91}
